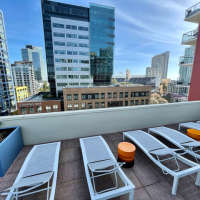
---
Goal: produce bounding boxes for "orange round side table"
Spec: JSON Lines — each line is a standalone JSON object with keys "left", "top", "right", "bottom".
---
{"left": 187, "top": 129, "right": 200, "bottom": 141}
{"left": 118, "top": 142, "right": 136, "bottom": 168}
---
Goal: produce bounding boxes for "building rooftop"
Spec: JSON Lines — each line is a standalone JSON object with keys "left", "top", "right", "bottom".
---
{"left": 22, "top": 93, "right": 60, "bottom": 102}
{"left": 63, "top": 84, "right": 150, "bottom": 89}
{"left": 1, "top": 123, "right": 200, "bottom": 200}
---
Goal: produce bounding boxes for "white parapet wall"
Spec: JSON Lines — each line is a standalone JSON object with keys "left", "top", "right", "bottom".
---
{"left": 1, "top": 101, "right": 200, "bottom": 145}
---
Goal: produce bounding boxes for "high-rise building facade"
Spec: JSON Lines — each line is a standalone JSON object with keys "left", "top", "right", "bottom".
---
{"left": 146, "top": 67, "right": 152, "bottom": 77}
{"left": 11, "top": 61, "right": 37, "bottom": 96}
{"left": 90, "top": 3, "right": 115, "bottom": 85}
{"left": 41, "top": 0, "right": 93, "bottom": 97}
{"left": 41, "top": 0, "right": 115, "bottom": 96}
{"left": 21, "top": 45, "right": 47, "bottom": 82}
{"left": 151, "top": 51, "right": 169, "bottom": 80}
{"left": 0, "top": 10, "right": 16, "bottom": 113}
{"left": 179, "top": 46, "right": 194, "bottom": 85}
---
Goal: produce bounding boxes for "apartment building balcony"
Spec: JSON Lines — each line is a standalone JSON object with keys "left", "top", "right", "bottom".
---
{"left": 179, "top": 56, "right": 194, "bottom": 65}
{"left": 185, "top": 2, "right": 200, "bottom": 23}
{"left": 1, "top": 102, "right": 200, "bottom": 199}
{"left": 182, "top": 29, "right": 198, "bottom": 45}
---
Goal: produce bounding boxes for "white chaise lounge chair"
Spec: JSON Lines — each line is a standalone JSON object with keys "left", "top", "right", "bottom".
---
{"left": 1, "top": 142, "right": 61, "bottom": 200}
{"left": 149, "top": 126, "right": 200, "bottom": 161}
{"left": 179, "top": 122, "right": 200, "bottom": 131}
{"left": 123, "top": 130, "right": 200, "bottom": 195}
{"left": 80, "top": 136, "right": 135, "bottom": 200}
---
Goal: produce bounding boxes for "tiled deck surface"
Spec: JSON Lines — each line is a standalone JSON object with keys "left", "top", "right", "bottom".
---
{"left": 1, "top": 124, "right": 200, "bottom": 200}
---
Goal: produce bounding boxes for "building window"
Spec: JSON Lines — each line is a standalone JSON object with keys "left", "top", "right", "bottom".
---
{"left": 78, "top": 26, "right": 89, "bottom": 31}
{"left": 37, "top": 106, "right": 42, "bottom": 113}
{"left": 21, "top": 107, "right": 27, "bottom": 114}
{"left": 141, "top": 100, "right": 145, "bottom": 105}
{"left": 54, "top": 41, "right": 65, "bottom": 46}
{"left": 46, "top": 106, "right": 51, "bottom": 112}
{"left": 131, "top": 92, "right": 134, "bottom": 98}
{"left": 67, "top": 104, "right": 72, "bottom": 110}
{"left": 130, "top": 100, "right": 134, "bottom": 106}
{"left": 81, "top": 103, "right": 86, "bottom": 109}
{"left": 53, "top": 105, "right": 58, "bottom": 111}
{"left": 101, "top": 102, "right": 105, "bottom": 108}
{"left": 145, "top": 99, "right": 149, "bottom": 104}
{"left": 88, "top": 103, "right": 93, "bottom": 109}
{"left": 95, "top": 102, "right": 99, "bottom": 108}
{"left": 67, "top": 94, "right": 72, "bottom": 101}
{"left": 29, "top": 107, "right": 34, "bottom": 113}
{"left": 78, "top": 35, "right": 89, "bottom": 39}
{"left": 95, "top": 93, "right": 99, "bottom": 99}
{"left": 53, "top": 32, "right": 65, "bottom": 37}
{"left": 66, "top": 25, "right": 77, "bottom": 30}
{"left": 82, "top": 94, "right": 87, "bottom": 100}
{"left": 135, "top": 100, "right": 139, "bottom": 105}
{"left": 79, "top": 43, "right": 89, "bottom": 48}
{"left": 74, "top": 94, "right": 79, "bottom": 100}
{"left": 66, "top": 33, "right": 77, "bottom": 38}
{"left": 125, "top": 101, "right": 128, "bottom": 106}
{"left": 101, "top": 93, "right": 105, "bottom": 99}
{"left": 120, "top": 92, "right": 123, "bottom": 98}
{"left": 74, "top": 104, "right": 79, "bottom": 109}
{"left": 113, "top": 92, "right": 117, "bottom": 98}
{"left": 134, "top": 92, "right": 139, "bottom": 97}
{"left": 53, "top": 23, "right": 64, "bottom": 28}
{"left": 108, "top": 92, "right": 112, "bottom": 99}
{"left": 125, "top": 92, "right": 129, "bottom": 98}
{"left": 67, "top": 42, "right": 78, "bottom": 47}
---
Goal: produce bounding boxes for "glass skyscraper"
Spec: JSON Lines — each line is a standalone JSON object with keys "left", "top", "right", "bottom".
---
{"left": 21, "top": 45, "right": 47, "bottom": 82}
{"left": 90, "top": 3, "right": 115, "bottom": 85}
{"left": 0, "top": 10, "right": 16, "bottom": 114}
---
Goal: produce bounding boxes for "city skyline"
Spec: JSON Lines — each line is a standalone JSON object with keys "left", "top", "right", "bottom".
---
{"left": 0, "top": 0, "right": 198, "bottom": 80}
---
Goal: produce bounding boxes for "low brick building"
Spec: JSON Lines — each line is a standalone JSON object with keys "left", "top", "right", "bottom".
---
{"left": 17, "top": 93, "right": 61, "bottom": 115}
{"left": 63, "top": 85, "right": 152, "bottom": 111}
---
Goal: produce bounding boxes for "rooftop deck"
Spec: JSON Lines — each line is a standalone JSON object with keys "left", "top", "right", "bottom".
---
{"left": 1, "top": 123, "right": 200, "bottom": 200}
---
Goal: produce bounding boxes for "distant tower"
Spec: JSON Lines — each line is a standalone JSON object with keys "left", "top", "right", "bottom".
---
{"left": 146, "top": 67, "right": 152, "bottom": 77}
{"left": 126, "top": 69, "right": 131, "bottom": 82}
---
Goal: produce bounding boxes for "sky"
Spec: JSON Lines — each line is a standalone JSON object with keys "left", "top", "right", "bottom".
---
{"left": 0, "top": 0, "right": 198, "bottom": 80}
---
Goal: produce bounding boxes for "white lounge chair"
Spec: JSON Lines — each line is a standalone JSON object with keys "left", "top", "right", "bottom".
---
{"left": 80, "top": 136, "right": 135, "bottom": 200}
{"left": 123, "top": 130, "right": 200, "bottom": 195}
{"left": 149, "top": 126, "right": 200, "bottom": 162}
{"left": 1, "top": 142, "right": 61, "bottom": 200}
{"left": 179, "top": 122, "right": 200, "bottom": 131}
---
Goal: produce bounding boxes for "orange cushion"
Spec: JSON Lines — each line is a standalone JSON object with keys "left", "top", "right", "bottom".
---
{"left": 187, "top": 129, "right": 200, "bottom": 140}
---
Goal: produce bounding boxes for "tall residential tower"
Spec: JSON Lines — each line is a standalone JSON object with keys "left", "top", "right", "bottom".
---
{"left": 151, "top": 51, "right": 169, "bottom": 80}
{"left": 41, "top": 0, "right": 115, "bottom": 96}
{"left": 0, "top": 10, "right": 16, "bottom": 113}
{"left": 21, "top": 45, "right": 47, "bottom": 82}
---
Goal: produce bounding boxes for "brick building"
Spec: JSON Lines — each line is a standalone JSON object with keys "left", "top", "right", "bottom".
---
{"left": 17, "top": 93, "right": 61, "bottom": 115}
{"left": 63, "top": 85, "right": 151, "bottom": 111}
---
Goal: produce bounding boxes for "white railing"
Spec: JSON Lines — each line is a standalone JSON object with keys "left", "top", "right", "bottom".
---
{"left": 182, "top": 29, "right": 198, "bottom": 44}
{"left": 1, "top": 101, "right": 200, "bottom": 145}
{"left": 186, "top": 2, "right": 200, "bottom": 18}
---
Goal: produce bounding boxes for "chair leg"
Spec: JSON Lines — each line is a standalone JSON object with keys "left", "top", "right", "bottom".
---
{"left": 195, "top": 172, "right": 200, "bottom": 186}
{"left": 47, "top": 181, "right": 50, "bottom": 200}
{"left": 129, "top": 189, "right": 134, "bottom": 200}
{"left": 172, "top": 177, "right": 179, "bottom": 195}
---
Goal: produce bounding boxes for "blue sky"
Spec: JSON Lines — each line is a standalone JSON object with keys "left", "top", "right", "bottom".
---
{"left": 1, "top": 0, "right": 197, "bottom": 79}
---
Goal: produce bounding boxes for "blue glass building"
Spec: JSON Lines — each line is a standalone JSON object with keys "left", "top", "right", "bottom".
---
{"left": 90, "top": 3, "right": 115, "bottom": 85}
{"left": 0, "top": 10, "right": 16, "bottom": 114}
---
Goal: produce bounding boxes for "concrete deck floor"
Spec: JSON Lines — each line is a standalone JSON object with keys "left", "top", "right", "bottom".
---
{"left": 0, "top": 124, "right": 200, "bottom": 200}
